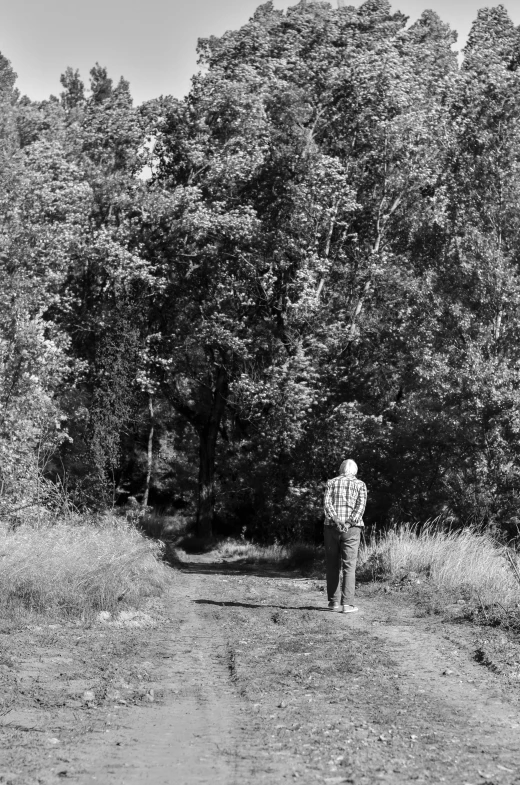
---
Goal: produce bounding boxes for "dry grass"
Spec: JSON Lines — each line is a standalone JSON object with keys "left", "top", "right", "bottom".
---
{"left": 213, "top": 539, "right": 291, "bottom": 563}
{"left": 0, "top": 517, "right": 170, "bottom": 620}
{"left": 177, "top": 536, "right": 323, "bottom": 570}
{"left": 360, "top": 525, "right": 520, "bottom": 619}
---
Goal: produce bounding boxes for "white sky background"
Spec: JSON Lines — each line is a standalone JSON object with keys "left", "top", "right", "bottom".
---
{"left": 1, "top": 0, "right": 519, "bottom": 105}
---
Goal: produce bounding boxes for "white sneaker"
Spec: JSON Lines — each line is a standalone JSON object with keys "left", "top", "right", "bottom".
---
{"left": 342, "top": 605, "right": 358, "bottom": 613}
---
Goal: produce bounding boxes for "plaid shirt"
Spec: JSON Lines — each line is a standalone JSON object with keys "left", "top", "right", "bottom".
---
{"left": 324, "top": 473, "right": 367, "bottom": 532}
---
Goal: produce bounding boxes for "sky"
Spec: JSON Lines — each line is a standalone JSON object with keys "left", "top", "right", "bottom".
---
{"left": 1, "top": 0, "right": 519, "bottom": 106}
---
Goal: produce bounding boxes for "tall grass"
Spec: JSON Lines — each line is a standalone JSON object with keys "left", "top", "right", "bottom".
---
{"left": 361, "top": 525, "right": 520, "bottom": 613}
{"left": 0, "top": 518, "right": 170, "bottom": 620}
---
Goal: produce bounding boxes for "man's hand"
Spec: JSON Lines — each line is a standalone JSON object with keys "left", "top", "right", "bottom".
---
{"left": 325, "top": 513, "right": 340, "bottom": 526}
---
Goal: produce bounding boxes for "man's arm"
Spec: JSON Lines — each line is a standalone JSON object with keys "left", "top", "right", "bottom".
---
{"left": 324, "top": 481, "right": 338, "bottom": 522}
{"left": 350, "top": 481, "right": 367, "bottom": 524}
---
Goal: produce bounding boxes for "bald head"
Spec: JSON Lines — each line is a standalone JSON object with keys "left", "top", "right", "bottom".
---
{"left": 340, "top": 459, "right": 358, "bottom": 476}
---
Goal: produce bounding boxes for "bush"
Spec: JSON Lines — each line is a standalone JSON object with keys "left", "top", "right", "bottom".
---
{"left": 0, "top": 517, "right": 170, "bottom": 619}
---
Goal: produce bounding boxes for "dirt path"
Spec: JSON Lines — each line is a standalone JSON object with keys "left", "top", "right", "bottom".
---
{"left": 2, "top": 558, "right": 520, "bottom": 784}
{"left": 73, "top": 571, "right": 248, "bottom": 785}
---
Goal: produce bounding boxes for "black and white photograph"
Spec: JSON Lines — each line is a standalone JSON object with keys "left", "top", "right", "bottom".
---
{"left": 1, "top": 0, "right": 520, "bottom": 782}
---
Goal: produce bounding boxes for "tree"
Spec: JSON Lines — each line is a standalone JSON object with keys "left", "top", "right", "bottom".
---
{"left": 0, "top": 108, "right": 85, "bottom": 517}
{"left": 6, "top": 2, "right": 520, "bottom": 539}
{"left": 89, "top": 63, "right": 113, "bottom": 103}
{"left": 141, "top": 0, "right": 461, "bottom": 537}
{"left": 51, "top": 66, "right": 154, "bottom": 506}
{"left": 60, "top": 67, "right": 85, "bottom": 110}
{"left": 414, "top": 5, "right": 520, "bottom": 530}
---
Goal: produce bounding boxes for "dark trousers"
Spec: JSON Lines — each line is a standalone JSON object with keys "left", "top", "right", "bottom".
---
{"left": 324, "top": 525, "right": 361, "bottom": 606}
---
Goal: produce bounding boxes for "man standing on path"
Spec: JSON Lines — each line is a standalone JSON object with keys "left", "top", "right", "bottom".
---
{"left": 324, "top": 459, "right": 367, "bottom": 614}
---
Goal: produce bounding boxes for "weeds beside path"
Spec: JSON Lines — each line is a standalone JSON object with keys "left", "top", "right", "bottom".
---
{"left": 2, "top": 545, "right": 520, "bottom": 784}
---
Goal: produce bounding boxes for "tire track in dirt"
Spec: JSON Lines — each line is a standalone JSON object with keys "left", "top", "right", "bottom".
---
{"left": 74, "top": 572, "right": 254, "bottom": 785}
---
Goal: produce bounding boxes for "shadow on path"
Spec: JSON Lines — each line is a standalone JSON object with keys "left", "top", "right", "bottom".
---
{"left": 194, "top": 598, "right": 330, "bottom": 612}
{"left": 164, "top": 550, "right": 308, "bottom": 580}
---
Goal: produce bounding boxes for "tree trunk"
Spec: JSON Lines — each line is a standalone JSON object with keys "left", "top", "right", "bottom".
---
{"left": 196, "top": 367, "right": 228, "bottom": 538}
{"left": 142, "top": 395, "right": 154, "bottom": 509}
{"left": 197, "top": 423, "right": 218, "bottom": 538}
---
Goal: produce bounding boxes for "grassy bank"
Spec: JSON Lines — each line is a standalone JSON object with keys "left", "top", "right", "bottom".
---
{"left": 360, "top": 525, "right": 520, "bottom": 625}
{"left": 0, "top": 517, "right": 170, "bottom": 620}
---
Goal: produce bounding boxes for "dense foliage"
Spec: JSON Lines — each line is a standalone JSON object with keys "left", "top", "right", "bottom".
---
{"left": 2, "top": 0, "right": 520, "bottom": 540}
